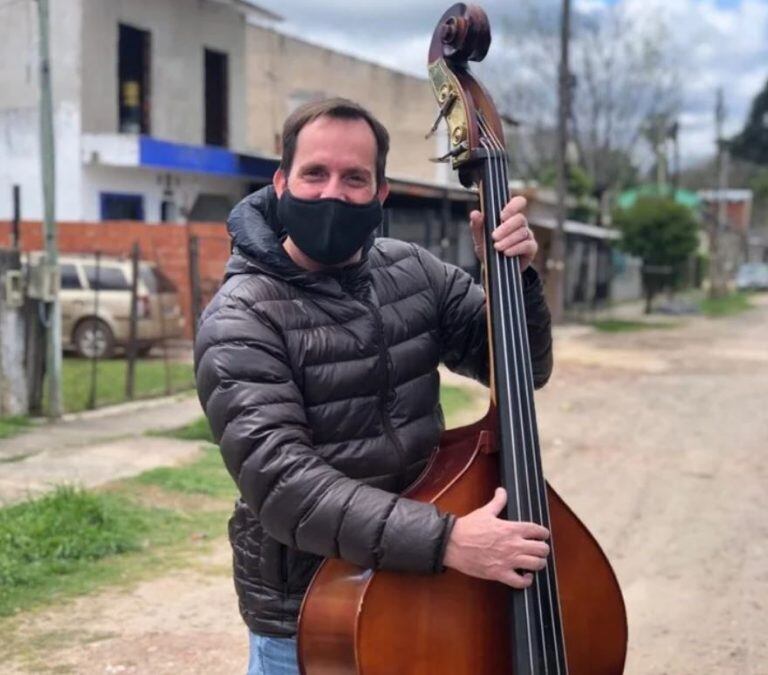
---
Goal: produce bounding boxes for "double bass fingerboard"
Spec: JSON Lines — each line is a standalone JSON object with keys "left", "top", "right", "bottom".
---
{"left": 477, "top": 114, "right": 569, "bottom": 675}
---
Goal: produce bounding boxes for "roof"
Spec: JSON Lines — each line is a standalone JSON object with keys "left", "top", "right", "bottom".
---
{"left": 530, "top": 217, "right": 621, "bottom": 241}
{"left": 617, "top": 185, "right": 700, "bottom": 210}
{"left": 698, "top": 189, "right": 753, "bottom": 203}
{"left": 204, "top": 0, "right": 283, "bottom": 21}
{"left": 387, "top": 174, "right": 476, "bottom": 202}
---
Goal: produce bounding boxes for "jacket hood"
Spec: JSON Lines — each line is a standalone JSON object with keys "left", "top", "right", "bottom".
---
{"left": 225, "top": 185, "right": 373, "bottom": 299}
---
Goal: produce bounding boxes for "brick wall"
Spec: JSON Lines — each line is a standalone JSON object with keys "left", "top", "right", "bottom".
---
{"left": 0, "top": 221, "right": 232, "bottom": 339}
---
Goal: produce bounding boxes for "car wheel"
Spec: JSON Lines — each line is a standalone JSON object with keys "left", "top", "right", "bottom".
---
{"left": 73, "top": 318, "right": 115, "bottom": 359}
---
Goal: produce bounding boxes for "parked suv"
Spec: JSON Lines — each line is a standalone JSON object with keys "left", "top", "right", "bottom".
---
{"left": 49, "top": 254, "right": 185, "bottom": 358}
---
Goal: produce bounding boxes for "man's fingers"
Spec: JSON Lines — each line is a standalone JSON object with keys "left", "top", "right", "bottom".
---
{"left": 514, "top": 554, "right": 548, "bottom": 572}
{"left": 493, "top": 227, "right": 532, "bottom": 252}
{"left": 521, "top": 540, "right": 551, "bottom": 558}
{"left": 520, "top": 522, "right": 550, "bottom": 540}
{"left": 500, "top": 569, "right": 534, "bottom": 589}
{"left": 500, "top": 196, "right": 528, "bottom": 221}
{"left": 481, "top": 487, "right": 507, "bottom": 516}
{"left": 491, "top": 213, "right": 527, "bottom": 240}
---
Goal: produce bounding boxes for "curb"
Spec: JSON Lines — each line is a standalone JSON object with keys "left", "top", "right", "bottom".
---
{"left": 59, "top": 390, "right": 199, "bottom": 424}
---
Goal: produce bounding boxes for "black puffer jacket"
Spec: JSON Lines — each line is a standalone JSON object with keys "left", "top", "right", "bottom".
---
{"left": 194, "top": 186, "right": 552, "bottom": 637}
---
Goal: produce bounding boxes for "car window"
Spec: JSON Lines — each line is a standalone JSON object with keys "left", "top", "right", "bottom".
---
{"left": 140, "top": 266, "right": 178, "bottom": 293}
{"left": 84, "top": 265, "right": 130, "bottom": 291}
{"left": 60, "top": 264, "right": 82, "bottom": 289}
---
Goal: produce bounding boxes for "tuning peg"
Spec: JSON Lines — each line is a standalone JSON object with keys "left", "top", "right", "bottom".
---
{"left": 429, "top": 141, "right": 469, "bottom": 163}
{"left": 425, "top": 92, "right": 458, "bottom": 139}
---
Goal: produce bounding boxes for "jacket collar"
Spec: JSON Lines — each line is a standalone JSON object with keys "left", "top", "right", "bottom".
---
{"left": 225, "top": 185, "right": 373, "bottom": 300}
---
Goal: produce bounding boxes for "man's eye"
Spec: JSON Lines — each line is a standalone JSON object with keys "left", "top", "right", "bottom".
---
{"left": 347, "top": 175, "right": 368, "bottom": 186}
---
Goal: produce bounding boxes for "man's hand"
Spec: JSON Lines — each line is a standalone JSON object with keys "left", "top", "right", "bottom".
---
{"left": 469, "top": 196, "right": 537, "bottom": 271}
{"left": 443, "top": 487, "right": 550, "bottom": 589}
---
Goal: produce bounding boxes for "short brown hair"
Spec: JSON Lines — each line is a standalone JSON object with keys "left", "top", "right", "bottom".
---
{"left": 279, "top": 98, "right": 390, "bottom": 188}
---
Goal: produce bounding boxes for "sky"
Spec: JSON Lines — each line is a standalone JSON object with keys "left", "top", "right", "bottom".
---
{"left": 252, "top": 0, "right": 768, "bottom": 170}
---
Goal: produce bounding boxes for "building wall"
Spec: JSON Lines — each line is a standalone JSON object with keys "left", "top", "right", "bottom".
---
{"left": 81, "top": 0, "right": 248, "bottom": 151}
{"left": 245, "top": 25, "right": 447, "bottom": 184}
{"left": 0, "top": 0, "right": 84, "bottom": 221}
{"left": 0, "top": 0, "right": 253, "bottom": 222}
{"left": 79, "top": 165, "right": 248, "bottom": 223}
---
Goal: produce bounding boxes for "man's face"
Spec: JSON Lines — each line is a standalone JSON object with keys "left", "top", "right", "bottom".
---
{"left": 273, "top": 116, "right": 389, "bottom": 204}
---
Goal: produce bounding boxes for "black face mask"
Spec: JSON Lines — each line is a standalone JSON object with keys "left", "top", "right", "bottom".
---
{"left": 277, "top": 190, "right": 383, "bottom": 266}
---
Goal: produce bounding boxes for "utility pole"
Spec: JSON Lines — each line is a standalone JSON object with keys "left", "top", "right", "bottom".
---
{"left": 546, "top": 0, "right": 571, "bottom": 323}
{"left": 710, "top": 88, "right": 728, "bottom": 300}
{"left": 37, "top": 0, "right": 62, "bottom": 417}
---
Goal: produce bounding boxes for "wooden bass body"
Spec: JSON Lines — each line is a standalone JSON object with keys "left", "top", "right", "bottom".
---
{"left": 298, "top": 412, "right": 628, "bottom": 675}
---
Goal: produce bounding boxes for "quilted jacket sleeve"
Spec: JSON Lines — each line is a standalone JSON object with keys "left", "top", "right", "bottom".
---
{"left": 194, "top": 280, "right": 453, "bottom": 574}
{"left": 416, "top": 246, "right": 553, "bottom": 389}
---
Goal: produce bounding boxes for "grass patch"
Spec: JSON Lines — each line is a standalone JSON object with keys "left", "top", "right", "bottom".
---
{"left": 441, "top": 385, "right": 477, "bottom": 426}
{"left": 592, "top": 319, "right": 677, "bottom": 333}
{"left": 58, "top": 358, "right": 195, "bottom": 413}
{"left": 0, "top": 382, "right": 480, "bottom": 620}
{"left": 699, "top": 292, "right": 753, "bottom": 317}
{"left": 0, "top": 486, "right": 186, "bottom": 617}
{"left": 131, "top": 446, "right": 234, "bottom": 499}
{"left": 149, "top": 416, "right": 213, "bottom": 443}
{"left": 0, "top": 416, "right": 31, "bottom": 440}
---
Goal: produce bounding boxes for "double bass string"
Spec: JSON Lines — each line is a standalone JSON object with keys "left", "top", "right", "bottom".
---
{"left": 481, "top": 116, "right": 567, "bottom": 675}
{"left": 478, "top": 130, "right": 537, "bottom": 674}
{"left": 479, "top": 114, "right": 568, "bottom": 674}
{"left": 479, "top": 129, "right": 546, "bottom": 672}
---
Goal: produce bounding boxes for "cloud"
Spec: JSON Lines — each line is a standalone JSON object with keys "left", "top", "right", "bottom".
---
{"left": 260, "top": 0, "right": 768, "bottom": 169}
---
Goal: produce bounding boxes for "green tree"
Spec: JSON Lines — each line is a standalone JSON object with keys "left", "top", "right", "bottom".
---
{"left": 613, "top": 197, "right": 699, "bottom": 313}
{"left": 730, "top": 78, "right": 768, "bottom": 165}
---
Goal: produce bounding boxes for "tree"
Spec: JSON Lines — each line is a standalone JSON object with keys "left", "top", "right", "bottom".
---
{"left": 487, "top": 1, "right": 681, "bottom": 198}
{"left": 730, "top": 78, "right": 768, "bottom": 165}
{"left": 613, "top": 197, "right": 699, "bottom": 313}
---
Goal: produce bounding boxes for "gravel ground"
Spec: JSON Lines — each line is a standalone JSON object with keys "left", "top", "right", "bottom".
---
{"left": 1, "top": 295, "right": 766, "bottom": 674}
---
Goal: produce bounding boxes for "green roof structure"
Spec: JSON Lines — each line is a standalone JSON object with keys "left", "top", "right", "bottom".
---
{"left": 616, "top": 184, "right": 701, "bottom": 210}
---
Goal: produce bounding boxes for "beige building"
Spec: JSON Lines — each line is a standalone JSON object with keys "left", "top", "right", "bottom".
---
{"left": 245, "top": 24, "right": 450, "bottom": 185}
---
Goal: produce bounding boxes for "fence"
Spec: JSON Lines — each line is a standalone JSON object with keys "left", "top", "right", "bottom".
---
{"left": 0, "top": 221, "right": 235, "bottom": 414}
{"left": 0, "top": 220, "right": 232, "bottom": 340}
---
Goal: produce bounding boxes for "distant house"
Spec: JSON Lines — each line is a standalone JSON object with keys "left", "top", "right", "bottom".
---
{"left": 698, "top": 189, "right": 758, "bottom": 268}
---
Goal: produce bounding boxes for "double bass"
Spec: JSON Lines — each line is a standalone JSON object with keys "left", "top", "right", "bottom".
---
{"left": 298, "top": 4, "right": 628, "bottom": 673}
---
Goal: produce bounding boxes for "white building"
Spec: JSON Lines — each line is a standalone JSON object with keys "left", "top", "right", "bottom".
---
{"left": 0, "top": 0, "right": 280, "bottom": 223}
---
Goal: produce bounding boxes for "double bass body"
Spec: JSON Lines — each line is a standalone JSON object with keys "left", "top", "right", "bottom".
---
{"left": 298, "top": 412, "right": 628, "bottom": 674}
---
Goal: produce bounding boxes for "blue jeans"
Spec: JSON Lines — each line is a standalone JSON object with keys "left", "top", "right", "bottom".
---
{"left": 248, "top": 632, "right": 299, "bottom": 675}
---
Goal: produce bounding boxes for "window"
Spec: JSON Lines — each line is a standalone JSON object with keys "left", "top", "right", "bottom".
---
{"left": 60, "top": 264, "right": 82, "bottom": 289}
{"left": 100, "top": 193, "right": 145, "bottom": 221}
{"left": 204, "top": 48, "right": 229, "bottom": 147}
{"left": 84, "top": 266, "right": 130, "bottom": 291}
{"left": 139, "top": 266, "right": 177, "bottom": 293}
{"left": 118, "top": 24, "right": 151, "bottom": 134}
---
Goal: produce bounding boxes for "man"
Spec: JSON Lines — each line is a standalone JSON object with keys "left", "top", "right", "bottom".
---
{"left": 194, "top": 98, "right": 553, "bottom": 675}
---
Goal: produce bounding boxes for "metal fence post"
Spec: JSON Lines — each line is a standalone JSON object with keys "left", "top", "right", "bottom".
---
{"left": 125, "top": 242, "right": 140, "bottom": 400}
{"left": 188, "top": 235, "right": 202, "bottom": 343}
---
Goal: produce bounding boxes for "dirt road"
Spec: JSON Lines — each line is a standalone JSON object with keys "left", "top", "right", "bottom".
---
{"left": 2, "top": 297, "right": 767, "bottom": 674}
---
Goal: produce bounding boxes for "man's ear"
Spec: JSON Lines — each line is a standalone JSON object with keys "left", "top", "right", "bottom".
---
{"left": 273, "top": 168, "right": 286, "bottom": 197}
{"left": 377, "top": 179, "right": 390, "bottom": 204}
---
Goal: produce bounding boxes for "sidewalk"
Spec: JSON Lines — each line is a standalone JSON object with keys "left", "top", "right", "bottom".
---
{"left": 0, "top": 393, "right": 206, "bottom": 506}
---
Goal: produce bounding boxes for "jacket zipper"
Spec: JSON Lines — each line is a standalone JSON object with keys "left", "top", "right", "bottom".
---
{"left": 364, "top": 299, "right": 408, "bottom": 487}
{"left": 279, "top": 543, "right": 289, "bottom": 599}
